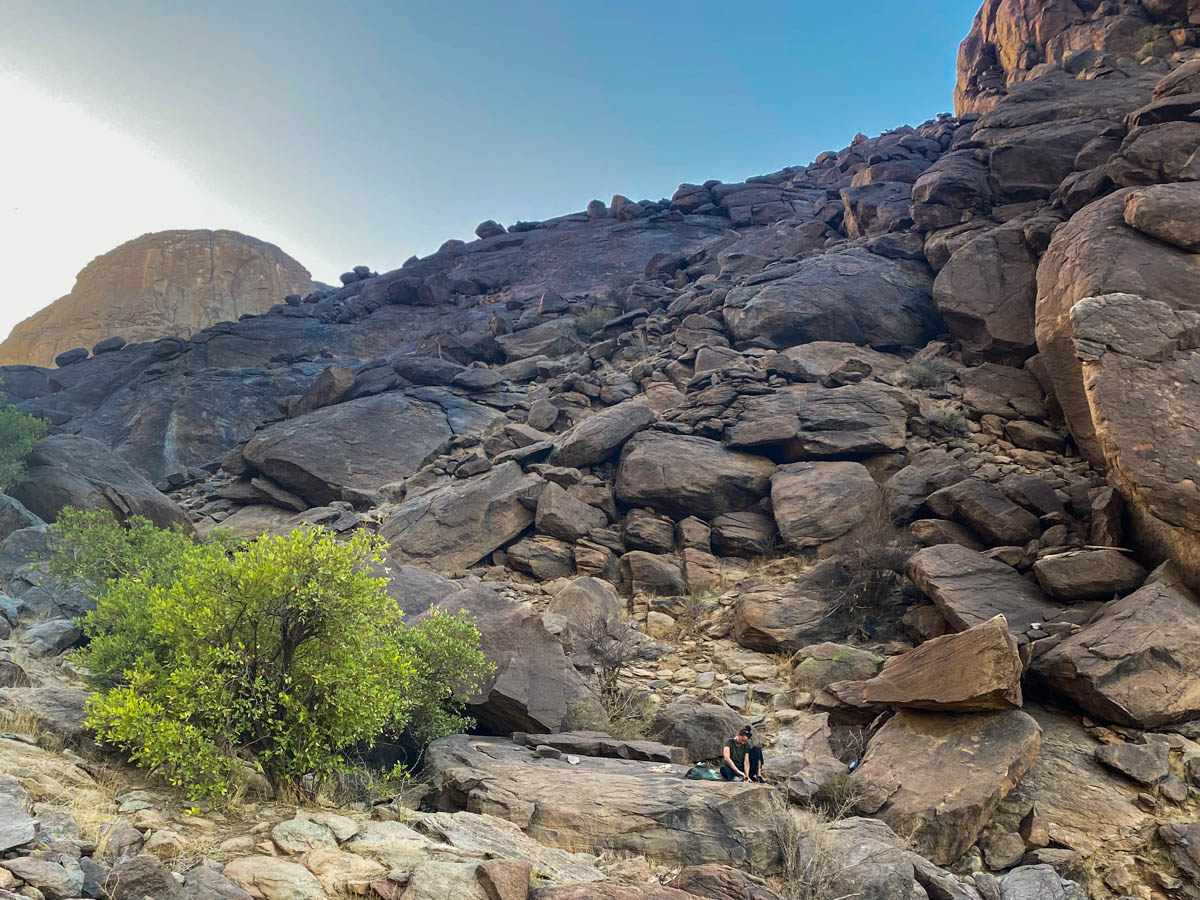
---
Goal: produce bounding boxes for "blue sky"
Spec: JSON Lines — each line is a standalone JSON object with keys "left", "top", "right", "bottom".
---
{"left": 0, "top": 1, "right": 975, "bottom": 341}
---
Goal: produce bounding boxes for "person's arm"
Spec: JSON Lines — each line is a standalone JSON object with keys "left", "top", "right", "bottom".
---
{"left": 723, "top": 744, "right": 749, "bottom": 779}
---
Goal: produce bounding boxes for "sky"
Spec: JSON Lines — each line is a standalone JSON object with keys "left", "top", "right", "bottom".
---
{"left": 0, "top": 1, "right": 975, "bottom": 344}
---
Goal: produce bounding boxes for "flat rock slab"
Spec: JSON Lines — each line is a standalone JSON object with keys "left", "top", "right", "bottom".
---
{"left": 907, "top": 544, "right": 1066, "bottom": 637}
{"left": 1032, "top": 548, "right": 1147, "bottom": 602}
{"left": 425, "top": 735, "right": 785, "bottom": 873}
{"left": 515, "top": 731, "right": 687, "bottom": 765}
{"left": 828, "top": 615, "right": 1022, "bottom": 712}
{"left": 1034, "top": 563, "right": 1200, "bottom": 728}
{"left": 0, "top": 794, "right": 36, "bottom": 853}
{"left": 548, "top": 399, "right": 656, "bottom": 468}
{"left": 851, "top": 708, "right": 1042, "bottom": 866}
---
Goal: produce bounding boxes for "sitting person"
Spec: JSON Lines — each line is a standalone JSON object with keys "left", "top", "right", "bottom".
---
{"left": 720, "top": 726, "right": 764, "bottom": 782}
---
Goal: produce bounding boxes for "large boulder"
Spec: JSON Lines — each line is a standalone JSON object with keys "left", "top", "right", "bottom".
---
{"left": 1034, "top": 563, "right": 1200, "bottom": 728}
{"left": 11, "top": 434, "right": 189, "bottom": 530}
{"left": 648, "top": 698, "right": 748, "bottom": 762}
{"left": 1031, "top": 548, "right": 1147, "bottom": 601}
{"left": 1065, "top": 293, "right": 1200, "bottom": 591}
{"left": 925, "top": 477, "right": 1041, "bottom": 547}
{"left": 0, "top": 495, "right": 43, "bottom": 545}
{"left": 726, "top": 383, "right": 907, "bottom": 460}
{"left": 907, "top": 544, "right": 1065, "bottom": 636}
{"left": 733, "top": 560, "right": 847, "bottom": 652}
{"left": 770, "top": 461, "right": 880, "bottom": 550}
{"left": 381, "top": 463, "right": 543, "bottom": 571}
{"left": 1035, "top": 190, "right": 1199, "bottom": 464}
{"left": 851, "top": 709, "right": 1043, "bottom": 866}
{"left": 723, "top": 249, "right": 943, "bottom": 350}
{"left": 932, "top": 222, "right": 1038, "bottom": 363}
{"left": 1124, "top": 181, "right": 1200, "bottom": 252}
{"left": 243, "top": 389, "right": 501, "bottom": 507}
{"left": 548, "top": 400, "right": 656, "bottom": 468}
{"left": 827, "top": 616, "right": 1023, "bottom": 712}
{"left": 615, "top": 432, "right": 775, "bottom": 520}
{"left": 426, "top": 735, "right": 785, "bottom": 873}
{"left": 386, "top": 564, "right": 597, "bottom": 733}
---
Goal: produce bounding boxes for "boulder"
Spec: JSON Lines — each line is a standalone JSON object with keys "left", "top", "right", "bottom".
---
{"left": 827, "top": 616, "right": 1023, "bottom": 712}
{"left": 547, "top": 577, "right": 621, "bottom": 627}
{"left": 1034, "top": 563, "right": 1200, "bottom": 728}
{"left": 926, "top": 478, "right": 1041, "bottom": 547}
{"left": 0, "top": 793, "right": 36, "bottom": 854}
{"left": 851, "top": 709, "right": 1043, "bottom": 865}
{"left": 381, "top": 463, "right": 543, "bottom": 571}
{"left": 104, "top": 855, "right": 184, "bottom": 900}
{"left": 287, "top": 363, "right": 356, "bottom": 418}
{"left": 222, "top": 857, "right": 326, "bottom": 900}
{"left": 649, "top": 698, "right": 748, "bottom": 762}
{"left": 426, "top": 735, "right": 785, "bottom": 873}
{"left": 1, "top": 856, "right": 84, "bottom": 900}
{"left": 769, "top": 714, "right": 836, "bottom": 779}
{"left": 508, "top": 536, "right": 575, "bottom": 580}
{"left": 619, "top": 551, "right": 685, "bottom": 596}
{"left": 770, "top": 461, "right": 880, "bottom": 550}
{"left": 182, "top": 865, "right": 254, "bottom": 899}
{"left": 1065, "top": 293, "right": 1200, "bottom": 591}
{"left": 615, "top": 432, "right": 775, "bottom": 520}
{"left": 791, "top": 643, "right": 884, "bottom": 693}
{"left": 907, "top": 544, "right": 1064, "bottom": 636}
{"left": 723, "top": 249, "right": 943, "bottom": 350}
{"left": 668, "top": 865, "right": 781, "bottom": 900}
{"left": 711, "top": 511, "right": 776, "bottom": 558}
{"left": 840, "top": 182, "right": 913, "bottom": 239}
{"left": 244, "top": 390, "right": 501, "bottom": 507}
{"left": 0, "top": 495, "right": 43, "bottom": 545}
{"left": 726, "top": 383, "right": 907, "bottom": 460}
{"left": 496, "top": 319, "right": 581, "bottom": 361}
{"left": 883, "top": 449, "right": 969, "bottom": 522}
{"left": 533, "top": 886, "right": 694, "bottom": 900}
{"left": 11, "top": 434, "right": 190, "bottom": 530}
{"left": 1094, "top": 740, "right": 1170, "bottom": 786}
{"left": 733, "top": 560, "right": 847, "bottom": 652}
{"left": 623, "top": 509, "right": 677, "bottom": 554}
{"left": 548, "top": 400, "right": 656, "bottom": 468}
{"left": 387, "top": 565, "right": 597, "bottom": 733}
{"left": 1124, "top": 181, "right": 1200, "bottom": 253}
{"left": 536, "top": 483, "right": 606, "bottom": 543}
{"left": 1031, "top": 549, "right": 1146, "bottom": 601}
{"left": 932, "top": 222, "right": 1037, "bottom": 363}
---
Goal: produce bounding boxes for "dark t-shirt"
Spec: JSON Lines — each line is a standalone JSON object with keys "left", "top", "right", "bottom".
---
{"left": 725, "top": 738, "right": 752, "bottom": 769}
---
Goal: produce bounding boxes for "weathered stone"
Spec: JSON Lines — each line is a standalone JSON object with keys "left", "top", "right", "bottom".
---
{"left": 649, "top": 699, "right": 748, "bottom": 762}
{"left": 619, "top": 551, "right": 685, "bottom": 595}
{"left": 381, "top": 462, "right": 542, "bottom": 571}
{"left": 245, "top": 390, "right": 500, "bottom": 507}
{"left": 792, "top": 643, "right": 885, "bottom": 693}
{"left": 884, "top": 449, "right": 969, "bottom": 523}
{"left": 536, "top": 482, "right": 606, "bottom": 543}
{"left": 622, "top": 508, "right": 677, "bottom": 554}
{"left": 0, "top": 230, "right": 311, "bottom": 367}
{"left": 182, "top": 865, "right": 254, "bottom": 899}
{"left": 851, "top": 709, "right": 1042, "bottom": 866}
{"left": 509, "top": 535, "right": 575, "bottom": 580}
{"left": 733, "top": 560, "right": 846, "bottom": 652}
{"left": 11, "top": 434, "right": 190, "bottom": 530}
{"left": 1094, "top": 740, "right": 1170, "bottom": 786}
{"left": 829, "top": 616, "right": 1022, "bottom": 712}
{"left": 547, "top": 577, "right": 620, "bottom": 627}
{"left": 615, "top": 432, "right": 775, "bottom": 520}
{"left": 723, "top": 249, "right": 943, "bottom": 350}
{"left": 223, "top": 856, "right": 326, "bottom": 900}
{"left": 771, "top": 461, "right": 880, "bottom": 550}
{"left": 1, "top": 856, "right": 84, "bottom": 900}
{"left": 907, "top": 544, "right": 1064, "bottom": 636}
{"left": 711, "top": 511, "right": 777, "bottom": 558}
{"left": 427, "top": 735, "right": 784, "bottom": 872}
{"left": 548, "top": 399, "right": 657, "bottom": 468}
{"left": 288, "top": 363, "right": 356, "bottom": 418}
{"left": 0, "top": 494, "right": 43, "bottom": 545}
{"left": 1034, "top": 563, "right": 1200, "bottom": 728}
{"left": 1031, "top": 549, "right": 1146, "bottom": 601}
{"left": 668, "top": 865, "right": 781, "bottom": 900}
{"left": 926, "top": 478, "right": 1041, "bottom": 547}
{"left": 104, "top": 854, "right": 184, "bottom": 900}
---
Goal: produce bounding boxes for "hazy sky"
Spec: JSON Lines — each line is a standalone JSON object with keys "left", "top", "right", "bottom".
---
{"left": 0, "top": 1, "right": 974, "bottom": 344}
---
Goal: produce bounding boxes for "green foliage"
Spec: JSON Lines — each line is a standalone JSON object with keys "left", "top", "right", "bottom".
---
{"left": 0, "top": 381, "right": 46, "bottom": 491}
{"left": 52, "top": 511, "right": 490, "bottom": 801}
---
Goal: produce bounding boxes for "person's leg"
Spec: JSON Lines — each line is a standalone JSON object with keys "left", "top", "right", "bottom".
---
{"left": 748, "top": 746, "right": 764, "bottom": 781}
{"left": 719, "top": 764, "right": 737, "bottom": 781}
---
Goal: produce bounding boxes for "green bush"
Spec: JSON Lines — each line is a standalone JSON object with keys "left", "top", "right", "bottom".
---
{"left": 51, "top": 510, "right": 490, "bottom": 801}
{"left": 0, "top": 381, "right": 47, "bottom": 491}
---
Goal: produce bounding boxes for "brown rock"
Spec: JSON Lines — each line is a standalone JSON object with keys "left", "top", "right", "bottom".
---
{"left": 711, "top": 511, "right": 777, "bottom": 558}
{"left": 907, "top": 544, "right": 1064, "bottom": 635}
{"left": 288, "top": 363, "right": 356, "bottom": 418}
{"left": 1095, "top": 741, "right": 1170, "bottom": 786}
{"left": 0, "top": 229, "right": 311, "bottom": 367}
{"left": 619, "top": 551, "right": 685, "bottom": 595}
{"left": 771, "top": 461, "right": 880, "bottom": 550}
{"left": 828, "top": 616, "right": 1022, "bottom": 712}
{"left": 548, "top": 399, "right": 657, "bottom": 468}
{"left": 926, "top": 478, "right": 1041, "bottom": 547}
{"left": 1034, "top": 563, "right": 1200, "bottom": 728}
{"left": 733, "top": 560, "right": 846, "bottom": 652}
{"left": 851, "top": 709, "right": 1042, "bottom": 866}
{"left": 1124, "top": 181, "right": 1200, "bottom": 253}
{"left": 668, "top": 865, "right": 781, "bottom": 900}
{"left": 476, "top": 859, "right": 532, "bottom": 900}
{"left": 615, "top": 432, "right": 775, "bottom": 520}
{"left": 910, "top": 518, "right": 985, "bottom": 551}
{"left": 1031, "top": 549, "right": 1147, "bottom": 601}
{"left": 536, "top": 482, "right": 606, "bottom": 543}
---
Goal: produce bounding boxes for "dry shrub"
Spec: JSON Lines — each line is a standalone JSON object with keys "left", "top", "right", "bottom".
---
{"left": 923, "top": 403, "right": 969, "bottom": 436}
{"left": 570, "top": 616, "right": 661, "bottom": 740}
{"left": 824, "top": 497, "right": 913, "bottom": 634}
{"left": 896, "top": 356, "right": 957, "bottom": 391}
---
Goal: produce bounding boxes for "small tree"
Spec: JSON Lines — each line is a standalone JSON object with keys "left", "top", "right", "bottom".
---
{"left": 53, "top": 510, "right": 490, "bottom": 800}
{"left": 0, "top": 381, "right": 46, "bottom": 492}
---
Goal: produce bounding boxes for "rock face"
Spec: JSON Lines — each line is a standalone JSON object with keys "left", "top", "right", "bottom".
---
{"left": 426, "top": 735, "right": 784, "bottom": 873}
{"left": 851, "top": 709, "right": 1043, "bottom": 865}
{"left": 1034, "top": 563, "right": 1200, "bottom": 728}
{"left": 0, "top": 230, "right": 312, "bottom": 367}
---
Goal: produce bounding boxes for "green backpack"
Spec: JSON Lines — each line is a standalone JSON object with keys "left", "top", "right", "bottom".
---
{"left": 685, "top": 765, "right": 722, "bottom": 781}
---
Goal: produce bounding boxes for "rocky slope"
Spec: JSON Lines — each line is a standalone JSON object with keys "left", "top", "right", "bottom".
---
{"left": 3, "top": 0, "right": 1200, "bottom": 897}
{"left": 0, "top": 229, "right": 313, "bottom": 368}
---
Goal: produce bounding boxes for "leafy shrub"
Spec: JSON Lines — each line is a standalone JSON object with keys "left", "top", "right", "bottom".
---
{"left": 52, "top": 510, "right": 490, "bottom": 800}
{"left": 895, "top": 356, "right": 957, "bottom": 390}
{"left": 0, "top": 381, "right": 47, "bottom": 491}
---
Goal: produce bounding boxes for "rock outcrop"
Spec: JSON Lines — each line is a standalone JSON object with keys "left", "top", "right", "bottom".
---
{"left": 0, "top": 230, "right": 312, "bottom": 367}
